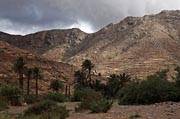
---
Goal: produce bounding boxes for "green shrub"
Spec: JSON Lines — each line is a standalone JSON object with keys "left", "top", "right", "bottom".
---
{"left": 0, "top": 114, "right": 15, "bottom": 119}
{"left": 71, "top": 88, "right": 89, "bottom": 102}
{"left": 43, "top": 92, "right": 66, "bottom": 103}
{"left": 24, "top": 95, "right": 41, "bottom": 104}
{"left": 0, "top": 98, "right": 8, "bottom": 111}
{"left": 175, "top": 79, "right": 180, "bottom": 87}
{"left": 76, "top": 88, "right": 104, "bottom": 111}
{"left": 50, "top": 79, "right": 63, "bottom": 92}
{"left": 129, "top": 113, "right": 141, "bottom": 119}
{"left": 119, "top": 78, "right": 179, "bottom": 105}
{"left": 90, "top": 99, "right": 113, "bottom": 113}
{"left": 0, "top": 85, "right": 23, "bottom": 106}
{"left": 105, "top": 73, "right": 131, "bottom": 98}
{"left": 24, "top": 100, "right": 57, "bottom": 115}
{"left": 39, "top": 106, "right": 69, "bottom": 119}
{"left": 20, "top": 100, "right": 69, "bottom": 119}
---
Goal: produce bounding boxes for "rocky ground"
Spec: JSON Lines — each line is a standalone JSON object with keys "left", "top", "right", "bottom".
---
{"left": 1, "top": 101, "right": 180, "bottom": 119}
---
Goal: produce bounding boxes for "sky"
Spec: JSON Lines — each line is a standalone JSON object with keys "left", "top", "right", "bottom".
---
{"left": 0, "top": 0, "right": 180, "bottom": 35}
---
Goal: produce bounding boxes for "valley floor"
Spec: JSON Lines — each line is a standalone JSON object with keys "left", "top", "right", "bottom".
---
{"left": 1, "top": 101, "right": 180, "bottom": 119}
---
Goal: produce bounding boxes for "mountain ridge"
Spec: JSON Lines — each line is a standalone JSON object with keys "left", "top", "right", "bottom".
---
{"left": 1, "top": 10, "right": 180, "bottom": 78}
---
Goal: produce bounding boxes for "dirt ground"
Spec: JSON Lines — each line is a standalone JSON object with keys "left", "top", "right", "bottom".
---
{"left": 66, "top": 102, "right": 180, "bottom": 119}
{"left": 1, "top": 101, "right": 180, "bottom": 119}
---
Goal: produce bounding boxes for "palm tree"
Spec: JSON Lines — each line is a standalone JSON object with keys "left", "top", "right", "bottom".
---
{"left": 74, "top": 70, "right": 86, "bottom": 89}
{"left": 25, "top": 67, "right": 33, "bottom": 96}
{"left": 106, "top": 73, "right": 131, "bottom": 98}
{"left": 33, "top": 67, "right": 41, "bottom": 96}
{"left": 50, "top": 79, "right": 63, "bottom": 92}
{"left": 13, "top": 57, "right": 25, "bottom": 89}
{"left": 119, "top": 73, "right": 131, "bottom": 87}
{"left": 81, "top": 59, "right": 94, "bottom": 85}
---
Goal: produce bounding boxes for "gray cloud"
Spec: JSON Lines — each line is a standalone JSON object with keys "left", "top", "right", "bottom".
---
{"left": 0, "top": 0, "right": 180, "bottom": 35}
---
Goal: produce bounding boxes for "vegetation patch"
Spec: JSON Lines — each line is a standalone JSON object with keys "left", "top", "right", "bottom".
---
{"left": 119, "top": 78, "right": 179, "bottom": 105}
{"left": 129, "top": 113, "right": 141, "bottom": 119}
{"left": 0, "top": 85, "right": 23, "bottom": 106}
{"left": 24, "top": 100, "right": 57, "bottom": 115}
{"left": 43, "top": 92, "right": 66, "bottom": 103}
{"left": 50, "top": 79, "right": 63, "bottom": 92}
{"left": 24, "top": 95, "right": 42, "bottom": 104}
{"left": 0, "top": 98, "right": 8, "bottom": 111}
{"left": 90, "top": 99, "right": 113, "bottom": 113}
{"left": 20, "top": 100, "right": 69, "bottom": 119}
{"left": 39, "top": 106, "right": 69, "bottom": 119}
{"left": 74, "top": 88, "right": 113, "bottom": 113}
{"left": 71, "top": 88, "right": 90, "bottom": 102}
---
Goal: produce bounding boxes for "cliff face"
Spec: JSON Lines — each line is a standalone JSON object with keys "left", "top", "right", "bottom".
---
{"left": 1, "top": 10, "right": 180, "bottom": 78}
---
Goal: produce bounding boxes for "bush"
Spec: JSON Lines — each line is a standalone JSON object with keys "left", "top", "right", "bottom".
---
{"left": 21, "top": 100, "right": 69, "bottom": 119}
{"left": 24, "top": 95, "right": 41, "bottom": 104}
{"left": 0, "top": 85, "right": 23, "bottom": 106}
{"left": 39, "top": 106, "right": 69, "bottom": 119}
{"left": 175, "top": 79, "right": 180, "bottom": 87}
{"left": 50, "top": 79, "right": 63, "bottom": 92}
{"left": 90, "top": 99, "right": 113, "bottom": 113}
{"left": 76, "top": 88, "right": 105, "bottom": 111}
{"left": 119, "top": 78, "right": 179, "bottom": 105}
{"left": 24, "top": 100, "right": 57, "bottom": 115}
{"left": 43, "top": 92, "right": 66, "bottom": 103}
{"left": 71, "top": 88, "right": 89, "bottom": 102}
{"left": 0, "top": 98, "right": 8, "bottom": 111}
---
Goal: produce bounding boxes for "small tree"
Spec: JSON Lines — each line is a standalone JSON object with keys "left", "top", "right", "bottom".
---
{"left": 82, "top": 59, "right": 94, "bottom": 85}
{"left": 50, "top": 79, "right": 63, "bottom": 92}
{"left": 13, "top": 57, "right": 26, "bottom": 89}
{"left": 74, "top": 70, "right": 86, "bottom": 89}
{"left": 106, "top": 73, "right": 131, "bottom": 98}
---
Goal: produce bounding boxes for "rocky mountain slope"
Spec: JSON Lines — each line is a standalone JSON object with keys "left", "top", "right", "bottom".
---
{"left": 0, "top": 40, "right": 76, "bottom": 93}
{"left": 1, "top": 10, "right": 180, "bottom": 78}
{"left": 0, "top": 28, "right": 87, "bottom": 55}
{"left": 63, "top": 10, "right": 180, "bottom": 78}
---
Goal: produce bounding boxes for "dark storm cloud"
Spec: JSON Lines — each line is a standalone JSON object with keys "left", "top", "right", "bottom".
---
{"left": 0, "top": 0, "right": 180, "bottom": 34}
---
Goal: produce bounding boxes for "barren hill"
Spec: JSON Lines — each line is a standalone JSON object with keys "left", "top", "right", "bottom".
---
{"left": 0, "top": 28, "right": 87, "bottom": 55}
{"left": 61, "top": 10, "right": 180, "bottom": 78}
{"left": 1, "top": 10, "right": 180, "bottom": 78}
{"left": 0, "top": 41, "right": 76, "bottom": 93}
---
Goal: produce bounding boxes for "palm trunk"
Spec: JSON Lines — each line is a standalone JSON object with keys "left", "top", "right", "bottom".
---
{"left": 35, "top": 75, "right": 38, "bottom": 96}
{"left": 68, "top": 85, "right": 71, "bottom": 99}
{"left": 19, "top": 71, "right": 24, "bottom": 90}
{"left": 65, "top": 85, "right": 68, "bottom": 98}
{"left": 19, "top": 72, "right": 21, "bottom": 89}
{"left": 27, "top": 76, "right": 30, "bottom": 96}
{"left": 88, "top": 68, "right": 91, "bottom": 86}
